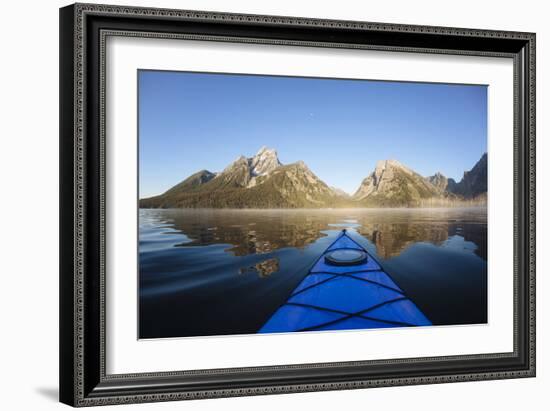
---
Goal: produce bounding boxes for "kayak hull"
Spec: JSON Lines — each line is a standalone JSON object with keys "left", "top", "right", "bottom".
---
{"left": 259, "top": 230, "right": 431, "bottom": 333}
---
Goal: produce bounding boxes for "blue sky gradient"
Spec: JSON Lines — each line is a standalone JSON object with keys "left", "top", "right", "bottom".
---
{"left": 139, "top": 70, "right": 487, "bottom": 197}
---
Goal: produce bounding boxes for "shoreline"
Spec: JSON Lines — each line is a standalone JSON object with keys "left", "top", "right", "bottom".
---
{"left": 139, "top": 206, "right": 487, "bottom": 212}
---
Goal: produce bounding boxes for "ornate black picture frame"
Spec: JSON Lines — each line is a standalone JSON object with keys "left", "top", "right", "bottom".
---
{"left": 59, "top": 3, "right": 535, "bottom": 407}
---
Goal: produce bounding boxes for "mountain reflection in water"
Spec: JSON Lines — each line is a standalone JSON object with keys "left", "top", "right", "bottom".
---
{"left": 158, "top": 208, "right": 487, "bottom": 260}
{"left": 239, "top": 258, "right": 280, "bottom": 277}
{"left": 139, "top": 208, "right": 487, "bottom": 339}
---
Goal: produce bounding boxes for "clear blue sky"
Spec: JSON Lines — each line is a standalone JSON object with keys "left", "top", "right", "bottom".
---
{"left": 139, "top": 70, "right": 487, "bottom": 197}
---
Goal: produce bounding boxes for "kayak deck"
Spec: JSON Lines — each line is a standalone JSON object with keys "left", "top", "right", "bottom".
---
{"left": 259, "top": 230, "right": 431, "bottom": 333}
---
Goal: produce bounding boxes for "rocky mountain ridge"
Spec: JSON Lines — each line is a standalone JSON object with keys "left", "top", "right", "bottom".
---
{"left": 353, "top": 159, "right": 444, "bottom": 206}
{"left": 140, "top": 148, "right": 487, "bottom": 209}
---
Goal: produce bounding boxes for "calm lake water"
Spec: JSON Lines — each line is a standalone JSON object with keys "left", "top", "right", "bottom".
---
{"left": 139, "top": 208, "right": 487, "bottom": 339}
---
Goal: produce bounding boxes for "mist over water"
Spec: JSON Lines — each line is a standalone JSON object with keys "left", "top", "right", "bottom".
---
{"left": 139, "top": 208, "right": 487, "bottom": 339}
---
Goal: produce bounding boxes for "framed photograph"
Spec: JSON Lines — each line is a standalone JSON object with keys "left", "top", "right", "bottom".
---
{"left": 59, "top": 3, "right": 536, "bottom": 407}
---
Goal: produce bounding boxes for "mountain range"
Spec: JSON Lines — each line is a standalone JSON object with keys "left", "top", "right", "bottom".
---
{"left": 139, "top": 147, "right": 487, "bottom": 209}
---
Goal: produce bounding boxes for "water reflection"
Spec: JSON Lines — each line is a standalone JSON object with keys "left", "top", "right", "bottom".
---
{"left": 150, "top": 208, "right": 487, "bottom": 261}
{"left": 238, "top": 257, "right": 280, "bottom": 278}
{"left": 361, "top": 219, "right": 487, "bottom": 260}
{"left": 139, "top": 207, "right": 487, "bottom": 338}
